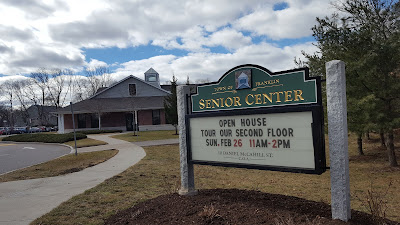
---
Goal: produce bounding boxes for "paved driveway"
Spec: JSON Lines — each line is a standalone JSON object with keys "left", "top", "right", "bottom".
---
{"left": 0, "top": 143, "right": 71, "bottom": 174}
{"left": 0, "top": 134, "right": 146, "bottom": 225}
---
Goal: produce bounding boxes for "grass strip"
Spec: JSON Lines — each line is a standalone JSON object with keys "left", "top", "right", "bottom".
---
{"left": 64, "top": 138, "right": 107, "bottom": 148}
{"left": 111, "top": 130, "right": 178, "bottom": 142}
{"left": 0, "top": 150, "right": 118, "bottom": 183}
{"left": 32, "top": 134, "right": 400, "bottom": 225}
{"left": 76, "top": 129, "right": 122, "bottom": 135}
{"left": 2, "top": 133, "right": 87, "bottom": 143}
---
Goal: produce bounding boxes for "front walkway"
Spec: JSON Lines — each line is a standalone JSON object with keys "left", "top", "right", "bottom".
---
{"left": 0, "top": 134, "right": 146, "bottom": 225}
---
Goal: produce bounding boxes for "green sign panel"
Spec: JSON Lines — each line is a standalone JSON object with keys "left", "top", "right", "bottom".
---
{"left": 191, "top": 65, "right": 317, "bottom": 113}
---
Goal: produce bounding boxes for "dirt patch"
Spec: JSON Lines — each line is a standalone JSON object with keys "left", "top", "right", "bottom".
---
{"left": 59, "top": 167, "right": 83, "bottom": 175}
{"left": 105, "top": 189, "right": 399, "bottom": 225}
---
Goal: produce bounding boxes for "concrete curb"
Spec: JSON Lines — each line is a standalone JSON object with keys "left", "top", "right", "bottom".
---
{"left": 0, "top": 143, "right": 73, "bottom": 176}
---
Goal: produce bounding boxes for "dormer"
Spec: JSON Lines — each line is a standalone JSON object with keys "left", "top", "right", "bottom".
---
{"left": 145, "top": 68, "right": 160, "bottom": 88}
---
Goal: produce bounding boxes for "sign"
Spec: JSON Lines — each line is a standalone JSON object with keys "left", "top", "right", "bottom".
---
{"left": 187, "top": 64, "right": 326, "bottom": 174}
{"left": 191, "top": 65, "right": 318, "bottom": 112}
{"left": 190, "top": 111, "right": 314, "bottom": 168}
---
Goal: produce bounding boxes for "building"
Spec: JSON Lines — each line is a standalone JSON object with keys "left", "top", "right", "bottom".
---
{"left": 56, "top": 68, "right": 173, "bottom": 133}
{"left": 26, "top": 105, "right": 58, "bottom": 127}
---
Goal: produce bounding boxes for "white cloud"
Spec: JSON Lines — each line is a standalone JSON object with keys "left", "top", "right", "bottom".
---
{"left": 234, "top": 0, "right": 334, "bottom": 40}
{"left": 115, "top": 55, "right": 177, "bottom": 82}
{"left": 86, "top": 59, "right": 108, "bottom": 68}
{"left": 0, "top": 0, "right": 329, "bottom": 78}
{"left": 112, "top": 41, "right": 318, "bottom": 84}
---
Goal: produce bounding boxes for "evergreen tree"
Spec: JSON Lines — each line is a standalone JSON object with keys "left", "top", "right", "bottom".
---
{"left": 303, "top": 0, "right": 400, "bottom": 166}
{"left": 164, "top": 75, "right": 178, "bottom": 134}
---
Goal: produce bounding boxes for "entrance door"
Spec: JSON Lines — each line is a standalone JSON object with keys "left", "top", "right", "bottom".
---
{"left": 152, "top": 110, "right": 160, "bottom": 125}
{"left": 125, "top": 113, "right": 133, "bottom": 131}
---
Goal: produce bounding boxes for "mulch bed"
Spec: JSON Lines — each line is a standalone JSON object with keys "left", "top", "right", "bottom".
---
{"left": 105, "top": 189, "right": 399, "bottom": 225}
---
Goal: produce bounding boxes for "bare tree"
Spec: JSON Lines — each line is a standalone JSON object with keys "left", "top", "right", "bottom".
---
{"left": 11, "top": 80, "right": 31, "bottom": 126}
{"left": 126, "top": 98, "right": 139, "bottom": 135}
{"left": 30, "top": 68, "right": 49, "bottom": 106}
{"left": 30, "top": 68, "right": 74, "bottom": 108}
{"left": 23, "top": 79, "right": 47, "bottom": 125}
{"left": 0, "top": 104, "right": 9, "bottom": 127}
{"left": 84, "top": 66, "right": 114, "bottom": 98}
{"left": 90, "top": 99, "right": 107, "bottom": 130}
{"left": 195, "top": 78, "right": 211, "bottom": 84}
{"left": 71, "top": 75, "right": 90, "bottom": 102}
{"left": 2, "top": 80, "right": 15, "bottom": 127}
{"left": 46, "top": 68, "right": 74, "bottom": 108}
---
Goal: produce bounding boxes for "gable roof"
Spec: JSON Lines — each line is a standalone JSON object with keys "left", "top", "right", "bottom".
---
{"left": 89, "top": 75, "right": 170, "bottom": 99}
{"left": 145, "top": 67, "right": 158, "bottom": 74}
{"left": 56, "top": 96, "right": 166, "bottom": 114}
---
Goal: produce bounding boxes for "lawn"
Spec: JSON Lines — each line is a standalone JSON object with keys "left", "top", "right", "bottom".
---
{"left": 64, "top": 138, "right": 107, "bottom": 148}
{"left": 32, "top": 133, "right": 400, "bottom": 225}
{"left": 111, "top": 130, "right": 178, "bottom": 142}
{"left": 0, "top": 150, "right": 118, "bottom": 182}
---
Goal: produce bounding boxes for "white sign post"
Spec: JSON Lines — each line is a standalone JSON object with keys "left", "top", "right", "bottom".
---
{"left": 326, "top": 60, "right": 351, "bottom": 221}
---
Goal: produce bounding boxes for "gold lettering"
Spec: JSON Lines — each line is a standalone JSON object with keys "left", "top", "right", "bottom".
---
{"left": 211, "top": 99, "right": 219, "bottom": 108}
{"left": 294, "top": 90, "right": 305, "bottom": 101}
{"left": 233, "top": 97, "right": 241, "bottom": 106}
{"left": 284, "top": 90, "right": 293, "bottom": 102}
{"left": 275, "top": 92, "right": 284, "bottom": 103}
{"left": 263, "top": 93, "right": 273, "bottom": 103}
{"left": 245, "top": 94, "right": 254, "bottom": 105}
{"left": 225, "top": 97, "right": 233, "bottom": 107}
{"left": 205, "top": 99, "right": 211, "bottom": 108}
{"left": 255, "top": 94, "right": 262, "bottom": 104}
{"left": 199, "top": 99, "right": 205, "bottom": 109}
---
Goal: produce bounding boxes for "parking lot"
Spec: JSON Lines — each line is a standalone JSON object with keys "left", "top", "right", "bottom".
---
{"left": 0, "top": 143, "right": 71, "bottom": 174}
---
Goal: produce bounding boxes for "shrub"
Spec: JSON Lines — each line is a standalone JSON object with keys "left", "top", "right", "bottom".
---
{"left": 354, "top": 181, "right": 393, "bottom": 225}
{"left": 2, "top": 133, "right": 87, "bottom": 143}
{"left": 75, "top": 129, "right": 122, "bottom": 135}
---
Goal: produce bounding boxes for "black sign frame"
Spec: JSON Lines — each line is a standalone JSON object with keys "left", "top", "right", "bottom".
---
{"left": 186, "top": 104, "right": 326, "bottom": 174}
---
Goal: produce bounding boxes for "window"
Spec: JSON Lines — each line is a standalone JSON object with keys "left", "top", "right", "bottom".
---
{"left": 77, "top": 114, "right": 86, "bottom": 128}
{"left": 129, "top": 84, "right": 136, "bottom": 96}
{"left": 90, "top": 114, "right": 99, "bottom": 128}
{"left": 146, "top": 75, "right": 157, "bottom": 82}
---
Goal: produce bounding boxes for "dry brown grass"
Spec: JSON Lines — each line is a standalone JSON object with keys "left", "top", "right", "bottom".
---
{"left": 64, "top": 138, "right": 107, "bottom": 148}
{"left": 198, "top": 204, "right": 221, "bottom": 223}
{"left": 32, "top": 134, "right": 400, "bottom": 225}
{"left": 0, "top": 150, "right": 118, "bottom": 182}
{"left": 111, "top": 130, "right": 178, "bottom": 142}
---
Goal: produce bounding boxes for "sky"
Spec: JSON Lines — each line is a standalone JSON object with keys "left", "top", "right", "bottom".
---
{"left": 0, "top": 0, "right": 336, "bottom": 84}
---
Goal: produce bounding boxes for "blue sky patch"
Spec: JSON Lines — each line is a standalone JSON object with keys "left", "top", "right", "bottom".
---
{"left": 208, "top": 46, "right": 230, "bottom": 54}
{"left": 273, "top": 2, "right": 289, "bottom": 11}
{"left": 82, "top": 46, "right": 188, "bottom": 65}
{"left": 269, "top": 36, "right": 316, "bottom": 47}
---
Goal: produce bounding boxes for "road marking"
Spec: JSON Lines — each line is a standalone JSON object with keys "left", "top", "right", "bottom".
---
{"left": 0, "top": 144, "right": 15, "bottom": 146}
{"left": 23, "top": 147, "right": 36, "bottom": 150}
{"left": 0, "top": 154, "right": 10, "bottom": 157}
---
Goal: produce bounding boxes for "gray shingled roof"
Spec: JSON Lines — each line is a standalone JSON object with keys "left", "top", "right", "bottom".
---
{"left": 56, "top": 96, "right": 165, "bottom": 114}
{"left": 89, "top": 75, "right": 169, "bottom": 99}
{"left": 145, "top": 67, "right": 158, "bottom": 74}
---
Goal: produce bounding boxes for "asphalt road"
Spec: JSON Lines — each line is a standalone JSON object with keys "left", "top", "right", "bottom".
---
{"left": 0, "top": 143, "right": 71, "bottom": 175}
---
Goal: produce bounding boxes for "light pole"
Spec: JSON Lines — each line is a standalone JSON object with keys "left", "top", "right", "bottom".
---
{"left": 70, "top": 102, "right": 77, "bottom": 156}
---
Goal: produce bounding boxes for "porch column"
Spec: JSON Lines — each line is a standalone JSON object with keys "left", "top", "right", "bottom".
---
{"left": 57, "top": 114, "right": 65, "bottom": 134}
